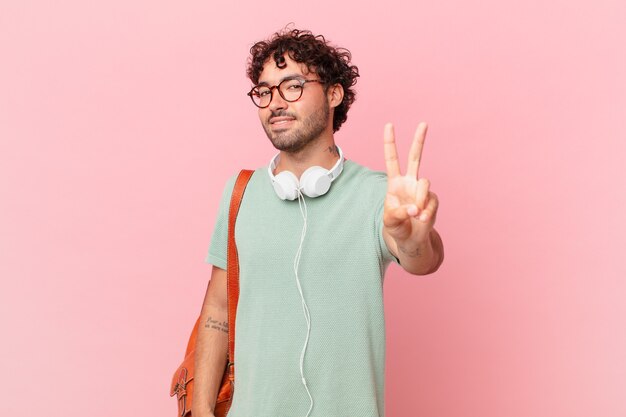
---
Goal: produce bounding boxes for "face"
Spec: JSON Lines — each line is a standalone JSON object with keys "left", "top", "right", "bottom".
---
{"left": 256, "top": 55, "right": 331, "bottom": 153}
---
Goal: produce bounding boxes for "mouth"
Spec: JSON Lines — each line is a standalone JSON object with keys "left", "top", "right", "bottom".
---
{"left": 269, "top": 116, "right": 296, "bottom": 126}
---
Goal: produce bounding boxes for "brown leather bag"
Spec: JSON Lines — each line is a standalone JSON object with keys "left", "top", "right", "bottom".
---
{"left": 170, "top": 169, "right": 254, "bottom": 417}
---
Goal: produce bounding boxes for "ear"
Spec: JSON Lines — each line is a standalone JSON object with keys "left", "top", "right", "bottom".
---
{"left": 327, "top": 83, "right": 344, "bottom": 109}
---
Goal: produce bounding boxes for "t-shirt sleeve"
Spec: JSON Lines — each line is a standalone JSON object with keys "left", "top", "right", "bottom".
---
{"left": 205, "top": 174, "right": 237, "bottom": 269}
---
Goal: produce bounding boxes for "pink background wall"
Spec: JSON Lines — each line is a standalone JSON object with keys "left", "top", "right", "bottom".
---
{"left": 1, "top": 0, "right": 625, "bottom": 416}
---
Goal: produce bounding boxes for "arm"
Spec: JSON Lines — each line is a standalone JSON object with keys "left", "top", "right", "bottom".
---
{"left": 384, "top": 225, "right": 444, "bottom": 275}
{"left": 191, "top": 265, "right": 229, "bottom": 417}
{"left": 382, "top": 122, "right": 444, "bottom": 276}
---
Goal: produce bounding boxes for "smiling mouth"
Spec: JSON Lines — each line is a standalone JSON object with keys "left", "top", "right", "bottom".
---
{"left": 269, "top": 116, "right": 296, "bottom": 125}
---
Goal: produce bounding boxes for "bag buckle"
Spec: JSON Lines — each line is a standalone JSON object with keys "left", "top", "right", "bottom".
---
{"left": 174, "top": 368, "right": 189, "bottom": 416}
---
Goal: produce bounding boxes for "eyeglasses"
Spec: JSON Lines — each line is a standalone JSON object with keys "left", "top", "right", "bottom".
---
{"left": 247, "top": 78, "right": 322, "bottom": 108}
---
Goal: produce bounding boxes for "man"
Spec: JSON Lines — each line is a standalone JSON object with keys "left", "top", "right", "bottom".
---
{"left": 192, "top": 28, "right": 444, "bottom": 417}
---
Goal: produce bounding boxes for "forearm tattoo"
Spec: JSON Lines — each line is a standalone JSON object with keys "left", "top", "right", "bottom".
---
{"left": 205, "top": 316, "right": 228, "bottom": 334}
{"left": 398, "top": 245, "right": 421, "bottom": 258}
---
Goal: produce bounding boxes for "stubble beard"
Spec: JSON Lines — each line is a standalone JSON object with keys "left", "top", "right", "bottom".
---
{"left": 263, "top": 102, "right": 330, "bottom": 153}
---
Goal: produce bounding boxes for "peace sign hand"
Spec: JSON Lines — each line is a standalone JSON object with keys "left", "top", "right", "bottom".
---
{"left": 383, "top": 122, "right": 439, "bottom": 248}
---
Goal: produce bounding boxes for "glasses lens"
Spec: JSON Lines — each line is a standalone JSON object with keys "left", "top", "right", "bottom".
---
{"left": 251, "top": 86, "right": 272, "bottom": 107}
{"left": 279, "top": 80, "right": 304, "bottom": 102}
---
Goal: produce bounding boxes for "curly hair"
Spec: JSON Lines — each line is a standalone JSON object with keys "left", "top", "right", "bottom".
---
{"left": 247, "top": 28, "right": 360, "bottom": 133}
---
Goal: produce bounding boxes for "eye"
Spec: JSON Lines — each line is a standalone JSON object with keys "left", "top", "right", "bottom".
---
{"left": 256, "top": 88, "right": 271, "bottom": 97}
{"left": 283, "top": 80, "right": 303, "bottom": 91}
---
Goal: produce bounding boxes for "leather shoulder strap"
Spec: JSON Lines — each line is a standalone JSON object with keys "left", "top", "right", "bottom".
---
{"left": 226, "top": 169, "right": 254, "bottom": 381}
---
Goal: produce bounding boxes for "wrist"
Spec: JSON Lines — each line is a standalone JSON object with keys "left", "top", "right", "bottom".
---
{"left": 393, "top": 230, "right": 440, "bottom": 275}
{"left": 191, "top": 405, "right": 213, "bottom": 417}
{"left": 397, "top": 239, "right": 432, "bottom": 260}
{"left": 395, "top": 231, "right": 433, "bottom": 255}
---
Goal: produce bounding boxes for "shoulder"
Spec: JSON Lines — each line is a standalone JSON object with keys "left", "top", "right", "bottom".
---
{"left": 343, "top": 159, "right": 387, "bottom": 181}
{"left": 217, "top": 166, "right": 269, "bottom": 205}
{"left": 339, "top": 160, "right": 388, "bottom": 197}
{"left": 222, "top": 166, "right": 265, "bottom": 190}
{"left": 218, "top": 169, "right": 253, "bottom": 203}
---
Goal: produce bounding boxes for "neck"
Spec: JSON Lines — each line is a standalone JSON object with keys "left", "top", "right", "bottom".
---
{"left": 273, "top": 136, "right": 341, "bottom": 178}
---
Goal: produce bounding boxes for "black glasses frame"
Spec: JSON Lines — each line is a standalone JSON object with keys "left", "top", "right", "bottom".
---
{"left": 247, "top": 78, "right": 322, "bottom": 108}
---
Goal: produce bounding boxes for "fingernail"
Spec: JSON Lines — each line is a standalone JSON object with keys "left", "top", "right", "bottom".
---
{"left": 420, "top": 213, "right": 428, "bottom": 221}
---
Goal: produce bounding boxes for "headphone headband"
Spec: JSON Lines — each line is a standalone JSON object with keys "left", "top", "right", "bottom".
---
{"left": 268, "top": 146, "right": 344, "bottom": 180}
{"left": 268, "top": 146, "right": 345, "bottom": 200}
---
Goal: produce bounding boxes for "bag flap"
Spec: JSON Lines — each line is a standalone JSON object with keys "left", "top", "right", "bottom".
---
{"left": 170, "top": 351, "right": 195, "bottom": 397}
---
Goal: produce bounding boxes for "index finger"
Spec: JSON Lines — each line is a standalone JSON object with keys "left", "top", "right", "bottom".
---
{"left": 406, "top": 122, "right": 428, "bottom": 178}
{"left": 383, "top": 122, "right": 401, "bottom": 178}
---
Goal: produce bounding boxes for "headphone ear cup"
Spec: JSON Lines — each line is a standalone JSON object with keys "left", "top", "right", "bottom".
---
{"left": 300, "top": 166, "right": 331, "bottom": 198}
{"left": 273, "top": 170, "right": 300, "bottom": 200}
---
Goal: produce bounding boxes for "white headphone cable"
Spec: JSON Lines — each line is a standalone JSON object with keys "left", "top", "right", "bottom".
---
{"left": 294, "top": 189, "right": 313, "bottom": 416}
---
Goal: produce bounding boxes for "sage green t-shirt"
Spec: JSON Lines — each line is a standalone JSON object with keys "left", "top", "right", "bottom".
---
{"left": 206, "top": 159, "right": 399, "bottom": 417}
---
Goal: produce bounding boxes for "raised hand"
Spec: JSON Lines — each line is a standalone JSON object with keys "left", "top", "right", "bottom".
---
{"left": 383, "top": 122, "right": 439, "bottom": 249}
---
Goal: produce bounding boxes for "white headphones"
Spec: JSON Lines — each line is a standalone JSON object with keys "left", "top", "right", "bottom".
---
{"left": 267, "top": 146, "right": 345, "bottom": 200}
{"left": 267, "top": 146, "right": 345, "bottom": 416}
